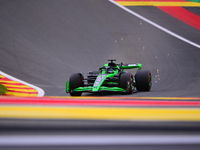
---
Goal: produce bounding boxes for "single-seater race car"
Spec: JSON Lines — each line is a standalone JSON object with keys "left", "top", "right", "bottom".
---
{"left": 66, "top": 59, "right": 151, "bottom": 96}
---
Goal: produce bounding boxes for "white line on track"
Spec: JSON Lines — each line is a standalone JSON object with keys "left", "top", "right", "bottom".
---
{"left": 0, "top": 71, "right": 45, "bottom": 97}
{"left": 109, "top": 0, "right": 200, "bottom": 49}
{"left": 0, "top": 135, "right": 200, "bottom": 146}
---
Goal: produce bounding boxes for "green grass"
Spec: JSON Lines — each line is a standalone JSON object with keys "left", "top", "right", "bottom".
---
{"left": 187, "top": 0, "right": 200, "bottom": 3}
{"left": 0, "top": 84, "right": 7, "bottom": 95}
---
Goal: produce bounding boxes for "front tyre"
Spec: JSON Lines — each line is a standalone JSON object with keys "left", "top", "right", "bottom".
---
{"left": 69, "top": 73, "right": 84, "bottom": 96}
{"left": 135, "top": 70, "right": 151, "bottom": 91}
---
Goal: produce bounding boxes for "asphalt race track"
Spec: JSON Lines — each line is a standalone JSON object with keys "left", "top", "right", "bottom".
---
{"left": 0, "top": 0, "right": 200, "bottom": 149}
{"left": 1, "top": 0, "right": 200, "bottom": 97}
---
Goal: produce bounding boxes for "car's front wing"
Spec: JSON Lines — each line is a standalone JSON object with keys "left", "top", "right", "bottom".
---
{"left": 69, "top": 86, "right": 127, "bottom": 93}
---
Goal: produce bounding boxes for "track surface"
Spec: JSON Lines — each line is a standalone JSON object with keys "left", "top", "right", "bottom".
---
{"left": 0, "top": 0, "right": 200, "bottom": 149}
{"left": 0, "top": 0, "right": 200, "bottom": 97}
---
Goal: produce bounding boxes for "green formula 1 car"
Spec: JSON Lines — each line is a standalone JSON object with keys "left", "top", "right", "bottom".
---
{"left": 66, "top": 59, "right": 151, "bottom": 96}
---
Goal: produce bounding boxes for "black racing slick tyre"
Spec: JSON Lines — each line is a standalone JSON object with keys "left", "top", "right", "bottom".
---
{"left": 135, "top": 70, "right": 151, "bottom": 91}
{"left": 119, "top": 73, "right": 133, "bottom": 94}
{"left": 69, "top": 73, "right": 84, "bottom": 96}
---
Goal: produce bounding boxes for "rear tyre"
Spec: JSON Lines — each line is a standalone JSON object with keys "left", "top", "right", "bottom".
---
{"left": 135, "top": 70, "right": 151, "bottom": 91}
{"left": 119, "top": 73, "right": 133, "bottom": 94}
{"left": 69, "top": 73, "right": 84, "bottom": 96}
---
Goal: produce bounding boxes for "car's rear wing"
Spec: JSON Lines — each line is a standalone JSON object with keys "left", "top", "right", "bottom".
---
{"left": 120, "top": 63, "right": 142, "bottom": 70}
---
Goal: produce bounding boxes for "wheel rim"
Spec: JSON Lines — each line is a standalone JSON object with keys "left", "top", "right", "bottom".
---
{"left": 78, "top": 76, "right": 82, "bottom": 87}
{"left": 148, "top": 72, "right": 152, "bottom": 91}
{"left": 129, "top": 74, "right": 133, "bottom": 94}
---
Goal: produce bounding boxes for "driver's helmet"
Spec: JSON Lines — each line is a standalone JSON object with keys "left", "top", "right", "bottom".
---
{"left": 107, "top": 68, "right": 113, "bottom": 74}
